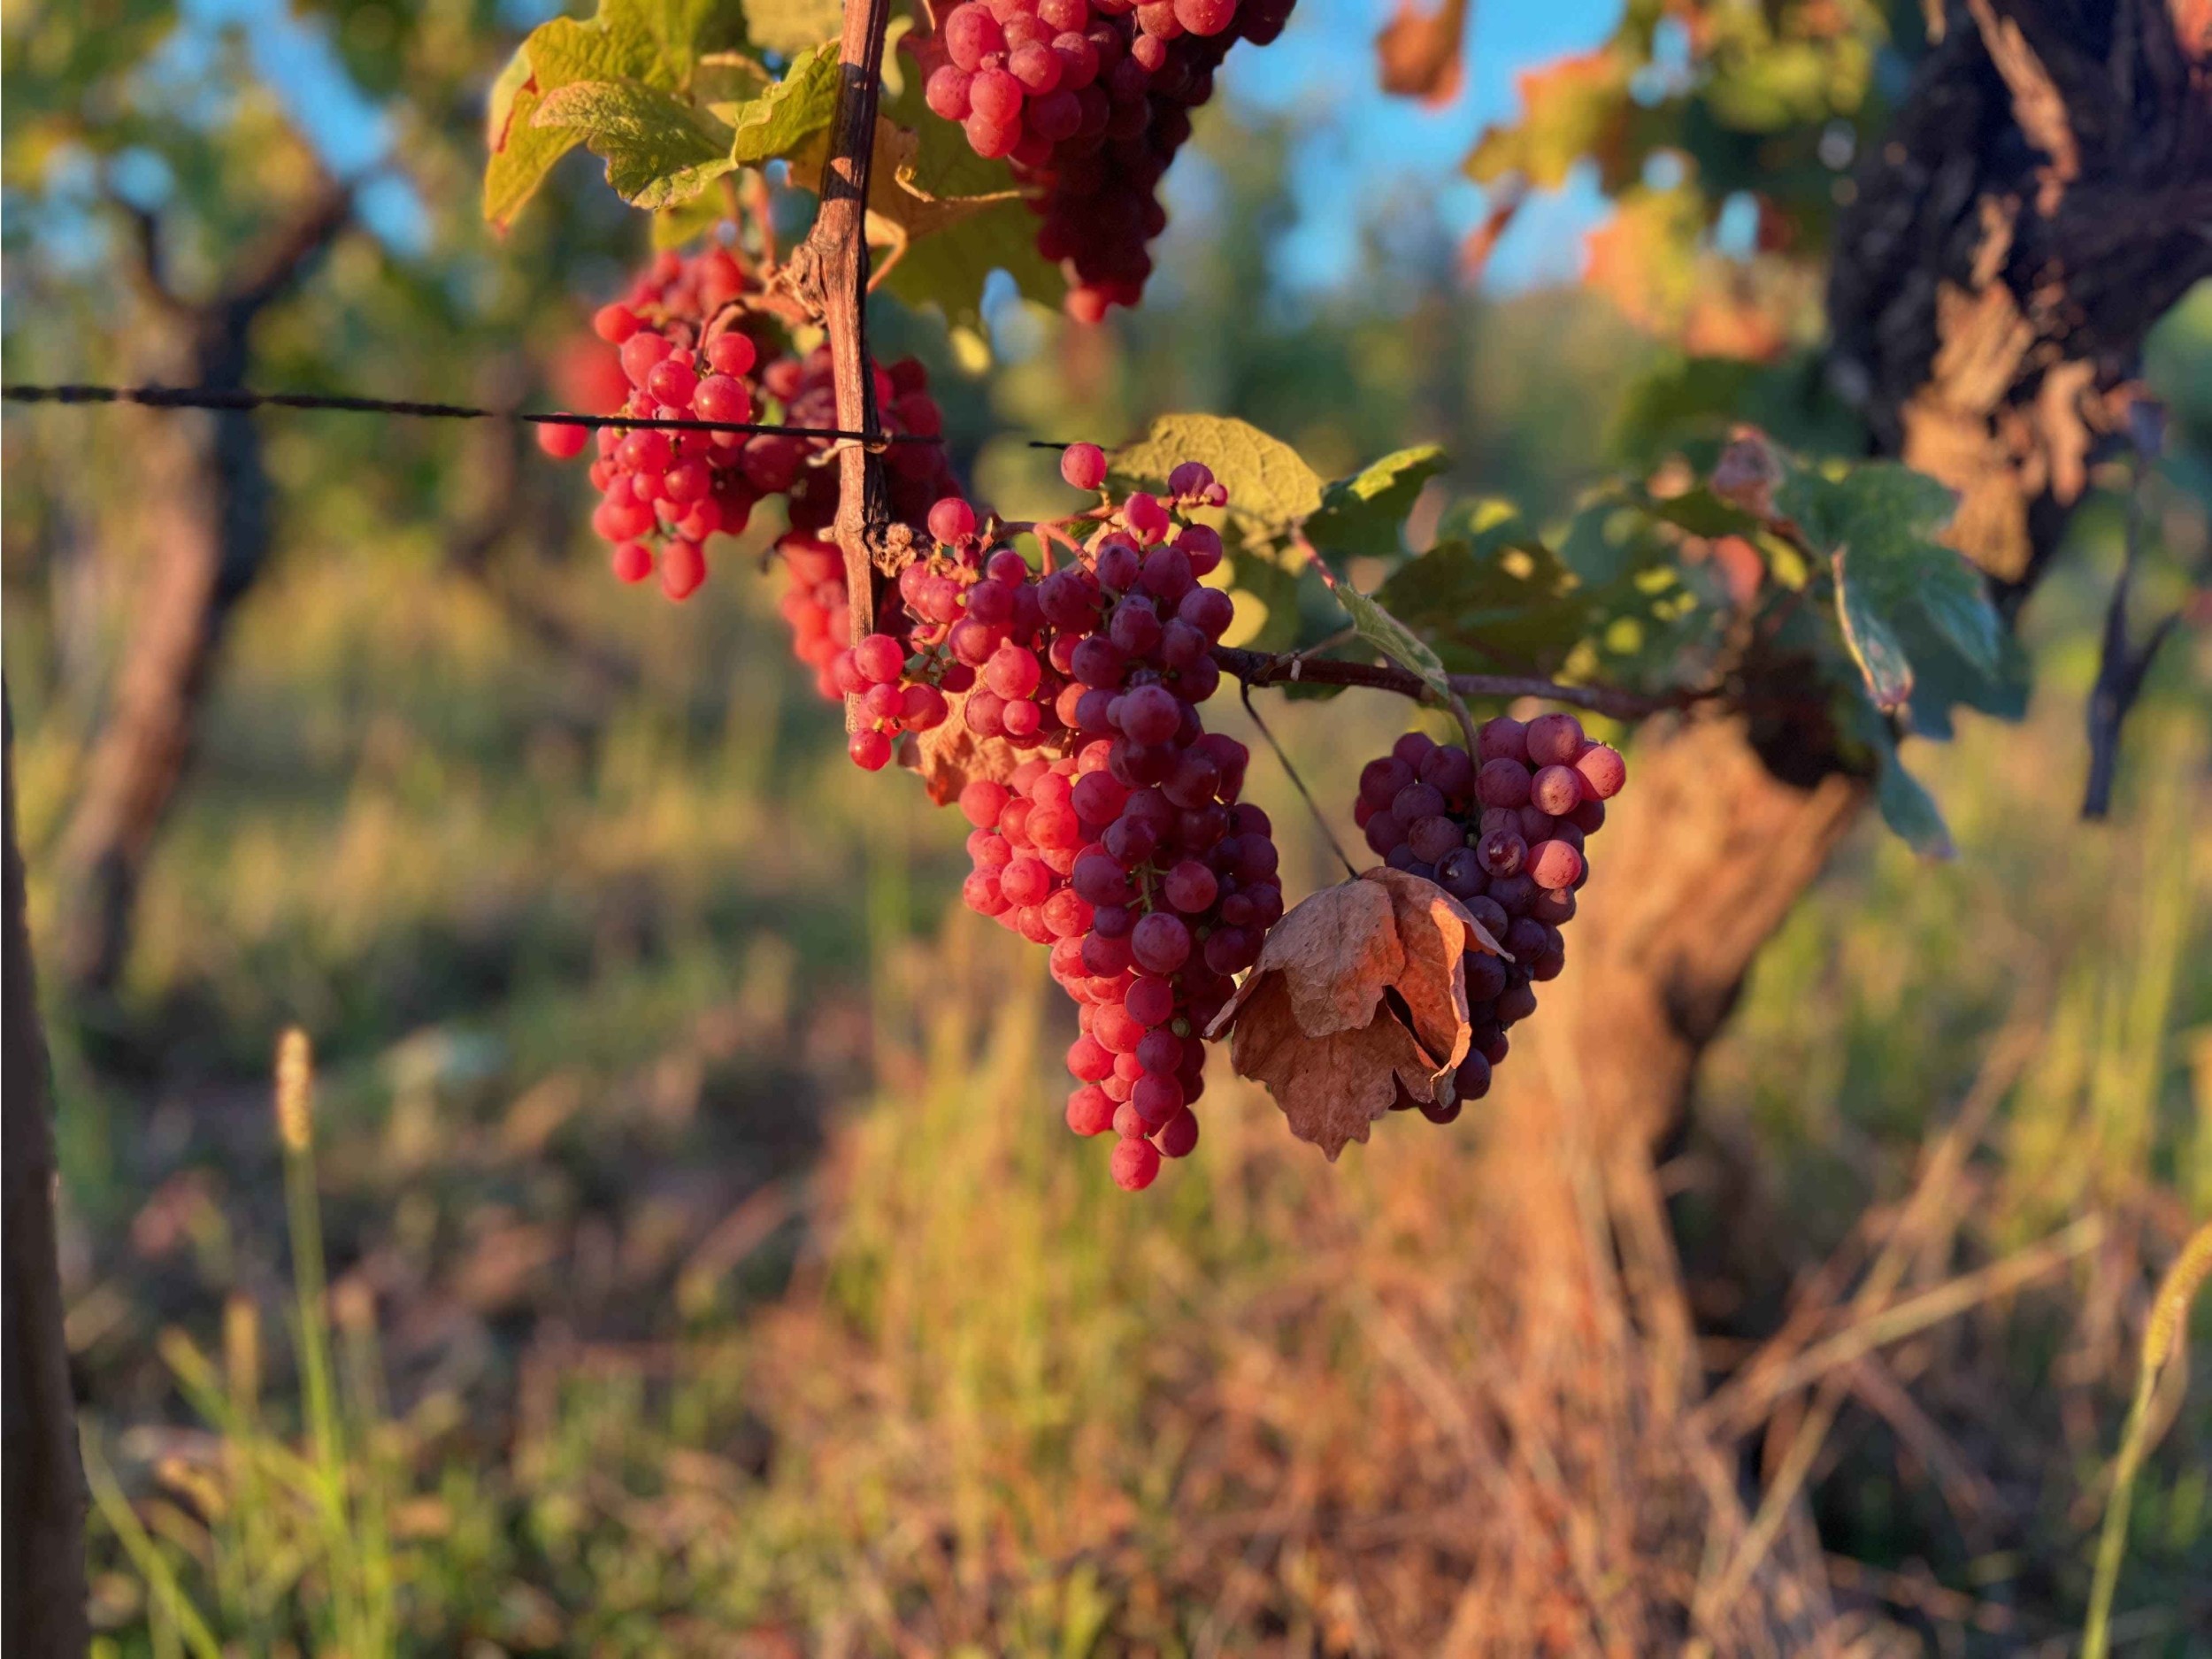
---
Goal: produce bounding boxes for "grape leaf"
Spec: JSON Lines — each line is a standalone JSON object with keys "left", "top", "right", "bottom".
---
{"left": 533, "top": 81, "right": 736, "bottom": 208}
{"left": 1375, "top": 507, "right": 1587, "bottom": 675}
{"left": 1842, "top": 694, "right": 1955, "bottom": 860}
{"left": 1110, "top": 416, "right": 1324, "bottom": 547}
{"left": 878, "top": 197, "right": 1066, "bottom": 332}
{"left": 1304, "top": 445, "right": 1447, "bottom": 563}
{"left": 485, "top": 55, "right": 577, "bottom": 230}
{"left": 721, "top": 39, "right": 841, "bottom": 165}
{"left": 740, "top": 0, "right": 845, "bottom": 56}
{"left": 1209, "top": 869, "right": 1486, "bottom": 1160}
{"left": 1832, "top": 548, "right": 1914, "bottom": 711}
{"left": 1329, "top": 580, "right": 1455, "bottom": 703}
{"left": 1775, "top": 458, "right": 2003, "bottom": 716}
{"left": 483, "top": 0, "right": 749, "bottom": 227}
{"left": 652, "top": 188, "right": 727, "bottom": 249}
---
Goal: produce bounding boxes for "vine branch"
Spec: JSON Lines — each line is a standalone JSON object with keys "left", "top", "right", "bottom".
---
{"left": 803, "top": 0, "right": 896, "bottom": 726}
{"left": 1211, "top": 646, "right": 1717, "bottom": 722}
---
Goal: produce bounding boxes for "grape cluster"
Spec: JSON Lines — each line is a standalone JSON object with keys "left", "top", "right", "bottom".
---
{"left": 773, "top": 535, "right": 851, "bottom": 702}
{"left": 896, "top": 449, "right": 1274, "bottom": 1188}
{"left": 1354, "top": 714, "right": 1625, "bottom": 1121}
{"left": 538, "top": 244, "right": 962, "bottom": 604}
{"left": 915, "top": 0, "right": 1296, "bottom": 320}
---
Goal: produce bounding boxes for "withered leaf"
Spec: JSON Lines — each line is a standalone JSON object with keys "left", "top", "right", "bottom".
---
{"left": 1210, "top": 868, "right": 1504, "bottom": 1160}
{"left": 1226, "top": 975, "right": 1440, "bottom": 1162}
{"left": 1375, "top": 0, "right": 1470, "bottom": 107}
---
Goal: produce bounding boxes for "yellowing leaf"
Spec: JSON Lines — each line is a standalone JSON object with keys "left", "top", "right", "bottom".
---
{"left": 740, "top": 0, "right": 846, "bottom": 56}
{"left": 482, "top": 0, "right": 748, "bottom": 228}
{"left": 1110, "top": 416, "right": 1325, "bottom": 547}
{"left": 722, "top": 40, "right": 841, "bottom": 165}
{"left": 533, "top": 79, "right": 736, "bottom": 208}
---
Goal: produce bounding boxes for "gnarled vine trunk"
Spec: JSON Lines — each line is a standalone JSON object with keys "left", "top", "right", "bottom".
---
{"left": 1467, "top": 1, "right": 2210, "bottom": 1645}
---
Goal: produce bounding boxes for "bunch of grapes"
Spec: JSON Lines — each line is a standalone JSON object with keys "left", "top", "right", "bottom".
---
{"left": 537, "top": 244, "right": 962, "bottom": 603}
{"left": 915, "top": 0, "right": 1296, "bottom": 320}
{"left": 773, "top": 534, "right": 852, "bottom": 702}
{"left": 890, "top": 446, "right": 1275, "bottom": 1188}
{"left": 1353, "top": 714, "right": 1625, "bottom": 1122}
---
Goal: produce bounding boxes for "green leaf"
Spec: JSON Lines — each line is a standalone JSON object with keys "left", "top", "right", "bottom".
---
{"left": 1843, "top": 695, "right": 1955, "bottom": 859}
{"left": 485, "top": 60, "right": 580, "bottom": 230}
{"left": 721, "top": 39, "right": 841, "bottom": 165}
{"left": 1110, "top": 417, "right": 1324, "bottom": 548}
{"left": 1329, "top": 583, "right": 1454, "bottom": 703}
{"left": 1304, "top": 446, "right": 1447, "bottom": 564}
{"left": 1379, "top": 507, "right": 1589, "bottom": 675}
{"left": 483, "top": 0, "right": 749, "bottom": 228}
{"left": 534, "top": 80, "right": 735, "bottom": 208}
{"left": 652, "top": 187, "right": 730, "bottom": 249}
{"left": 1778, "top": 458, "right": 2005, "bottom": 715}
{"left": 1832, "top": 549, "right": 1914, "bottom": 712}
{"left": 877, "top": 196, "right": 1066, "bottom": 332}
{"left": 739, "top": 0, "right": 846, "bottom": 56}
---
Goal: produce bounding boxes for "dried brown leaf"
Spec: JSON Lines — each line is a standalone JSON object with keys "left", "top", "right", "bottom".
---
{"left": 1211, "top": 868, "right": 1502, "bottom": 1159}
{"left": 1376, "top": 0, "right": 1470, "bottom": 107}
{"left": 1227, "top": 975, "right": 1440, "bottom": 1160}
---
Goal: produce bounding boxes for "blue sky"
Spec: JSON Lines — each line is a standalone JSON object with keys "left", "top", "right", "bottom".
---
{"left": 1217, "top": 0, "right": 1621, "bottom": 292}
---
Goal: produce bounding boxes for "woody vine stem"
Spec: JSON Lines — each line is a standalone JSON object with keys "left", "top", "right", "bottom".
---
{"left": 803, "top": 0, "right": 1717, "bottom": 738}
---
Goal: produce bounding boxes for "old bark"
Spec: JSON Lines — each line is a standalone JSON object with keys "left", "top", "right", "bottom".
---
{"left": 54, "top": 180, "right": 351, "bottom": 996}
{"left": 4, "top": 688, "right": 91, "bottom": 1656}
{"left": 795, "top": 0, "right": 895, "bottom": 727}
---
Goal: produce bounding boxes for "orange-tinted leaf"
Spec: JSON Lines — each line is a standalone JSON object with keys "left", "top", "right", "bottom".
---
{"left": 1375, "top": 0, "right": 1469, "bottom": 107}
{"left": 1209, "top": 868, "right": 1501, "bottom": 1160}
{"left": 1225, "top": 975, "right": 1439, "bottom": 1161}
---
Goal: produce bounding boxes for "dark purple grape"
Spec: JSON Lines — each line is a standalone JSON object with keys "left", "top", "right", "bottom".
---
{"left": 1465, "top": 951, "right": 1508, "bottom": 1002}
{"left": 1489, "top": 872, "right": 1538, "bottom": 916}
{"left": 1477, "top": 828, "right": 1525, "bottom": 878}
{"left": 1408, "top": 814, "right": 1465, "bottom": 865}
{"left": 1436, "top": 847, "right": 1486, "bottom": 902}
{"left": 1359, "top": 756, "right": 1415, "bottom": 810}
{"left": 1417, "top": 743, "right": 1475, "bottom": 803}
{"left": 1452, "top": 1049, "right": 1491, "bottom": 1102}
{"left": 1392, "top": 781, "right": 1447, "bottom": 825}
